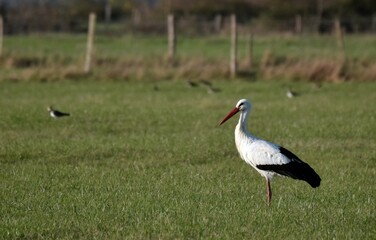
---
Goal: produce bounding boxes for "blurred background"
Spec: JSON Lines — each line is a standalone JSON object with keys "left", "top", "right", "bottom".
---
{"left": 1, "top": 0, "right": 376, "bottom": 34}
{"left": 0, "top": 0, "right": 375, "bottom": 82}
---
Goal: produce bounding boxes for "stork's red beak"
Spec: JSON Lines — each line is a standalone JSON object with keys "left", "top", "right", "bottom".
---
{"left": 219, "top": 107, "right": 239, "bottom": 125}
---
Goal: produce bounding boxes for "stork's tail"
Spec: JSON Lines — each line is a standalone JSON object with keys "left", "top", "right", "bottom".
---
{"left": 257, "top": 162, "right": 321, "bottom": 188}
{"left": 256, "top": 147, "right": 321, "bottom": 188}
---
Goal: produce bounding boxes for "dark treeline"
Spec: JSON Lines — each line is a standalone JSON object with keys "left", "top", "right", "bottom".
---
{"left": 0, "top": 0, "right": 375, "bottom": 33}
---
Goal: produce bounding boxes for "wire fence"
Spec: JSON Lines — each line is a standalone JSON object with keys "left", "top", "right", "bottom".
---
{"left": 2, "top": 13, "right": 376, "bottom": 36}
{"left": 1, "top": 13, "right": 376, "bottom": 82}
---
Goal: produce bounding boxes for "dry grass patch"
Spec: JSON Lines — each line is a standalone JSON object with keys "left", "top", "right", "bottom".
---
{"left": 1, "top": 51, "right": 376, "bottom": 82}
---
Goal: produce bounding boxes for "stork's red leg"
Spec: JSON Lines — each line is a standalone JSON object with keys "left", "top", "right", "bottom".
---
{"left": 266, "top": 178, "right": 272, "bottom": 207}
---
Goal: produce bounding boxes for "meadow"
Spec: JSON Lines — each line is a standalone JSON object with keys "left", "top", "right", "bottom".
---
{"left": 0, "top": 79, "right": 375, "bottom": 239}
{"left": 0, "top": 32, "right": 376, "bottom": 238}
{"left": 1, "top": 33, "right": 376, "bottom": 81}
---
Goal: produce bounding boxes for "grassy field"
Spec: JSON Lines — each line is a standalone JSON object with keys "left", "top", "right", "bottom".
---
{"left": 3, "top": 33, "right": 376, "bottom": 60}
{"left": 0, "top": 80, "right": 375, "bottom": 239}
{"left": 1, "top": 33, "right": 376, "bottom": 81}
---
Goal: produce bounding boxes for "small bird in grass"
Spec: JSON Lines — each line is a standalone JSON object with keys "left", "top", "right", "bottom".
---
{"left": 204, "top": 84, "right": 221, "bottom": 94}
{"left": 200, "top": 80, "right": 221, "bottom": 94}
{"left": 286, "top": 87, "right": 298, "bottom": 98}
{"left": 47, "top": 106, "right": 70, "bottom": 118}
{"left": 153, "top": 85, "right": 160, "bottom": 91}
{"left": 312, "top": 82, "right": 322, "bottom": 90}
{"left": 200, "top": 80, "right": 212, "bottom": 87}
{"left": 219, "top": 99, "right": 321, "bottom": 207}
{"left": 186, "top": 80, "right": 199, "bottom": 88}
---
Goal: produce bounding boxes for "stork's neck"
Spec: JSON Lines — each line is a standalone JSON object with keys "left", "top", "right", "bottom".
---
{"left": 238, "top": 109, "right": 249, "bottom": 130}
{"left": 236, "top": 109, "right": 256, "bottom": 141}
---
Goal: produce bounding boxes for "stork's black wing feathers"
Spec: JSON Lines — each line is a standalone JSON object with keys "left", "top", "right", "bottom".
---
{"left": 256, "top": 147, "right": 321, "bottom": 188}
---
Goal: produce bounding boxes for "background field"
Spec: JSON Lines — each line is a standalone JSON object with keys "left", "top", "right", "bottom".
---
{"left": 1, "top": 80, "right": 375, "bottom": 239}
{"left": 1, "top": 1, "right": 376, "bottom": 238}
{"left": 1, "top": 34, "right": 376, "bottom": 82}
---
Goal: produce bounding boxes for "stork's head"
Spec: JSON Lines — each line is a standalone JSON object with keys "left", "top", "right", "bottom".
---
{"left": 219, "top": 99, "right": 251, "bottom": 125}
{"left": 236, "top": 99, "right": 252, "bottom": 112}
{"left": 47, "top": 106, "right": 53, "bottom": 112}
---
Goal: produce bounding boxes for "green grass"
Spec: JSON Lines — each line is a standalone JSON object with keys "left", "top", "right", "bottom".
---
{"left": 0, "top": 80, "right": 375, "bottom": 239}
{"left": 3, "top": 33, "right": 376, "bottom": 60}
{"left": 2, "top": 33, "right": 376, "bottom": 82}
{"left": 1, "top": 33, "right": 376, "bottom": 82}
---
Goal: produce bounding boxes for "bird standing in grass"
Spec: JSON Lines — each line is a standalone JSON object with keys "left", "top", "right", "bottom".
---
{"left": 200, "top": 80, "right": 221, "bottom": 94}
{"left": 286, "top": 87, "right": 298, "bottom": 98}
{"left": 47, "top": 106, "right": 70, "bottom": 118}
{"left": 186, "top": 80, "right": 199, "bottom": 88}
{"left": 219, "top": 99, "right": 321, "bottom": 207}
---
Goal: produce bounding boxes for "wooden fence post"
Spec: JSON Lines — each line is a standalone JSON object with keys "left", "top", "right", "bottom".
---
{"left": 246, "top": 32, "right": 253, "bottom": 70}
{"left": 295, "top": 15, "right": 302, "bottom": 34}
{"left": 84, "top": 12, "right": 96, "bottom": 73}
{"left": 334, "top": 18, "right": 344, "bottom": 50}
{"left": 105, "top": 1, "right": 112, "bottom": 23}
{"left": 214, "top": 14, "right": 222, "bottom": 33}
{"left": 230, "top": 14, "right": 237, "bottom": 78}
{"left": 167, "top": 14, "right": 176, "bottom": 60}
{"left": 372, "top": 14, "right": 376, "bottom": 32}
{"left": 132, "top": 9, "right": 142, "bottom": 26}
{"left": 316, "top": 0, "right": 323, "bottom": 34}
{"left": 0, "top": 15, "right": 3, "bottom": 57}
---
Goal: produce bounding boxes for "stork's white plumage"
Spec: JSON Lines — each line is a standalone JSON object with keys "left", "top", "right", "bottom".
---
{"left": 219, "top": 99, "right": 321, "bottom": 207}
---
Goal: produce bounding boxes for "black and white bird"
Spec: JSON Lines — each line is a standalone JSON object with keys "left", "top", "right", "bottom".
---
{"left": 219, "top": 99, "right": 321, "bottom": 207}
{"left": 286, "top": 87, "right": 298, "bottom": 98}
{"left": 47, "top": 106, "right": 70, "bottom": 118}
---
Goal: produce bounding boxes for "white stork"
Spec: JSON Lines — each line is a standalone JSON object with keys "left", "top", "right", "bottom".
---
{"left": 219, "top": 99, "right": 321, "bottom": 207}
